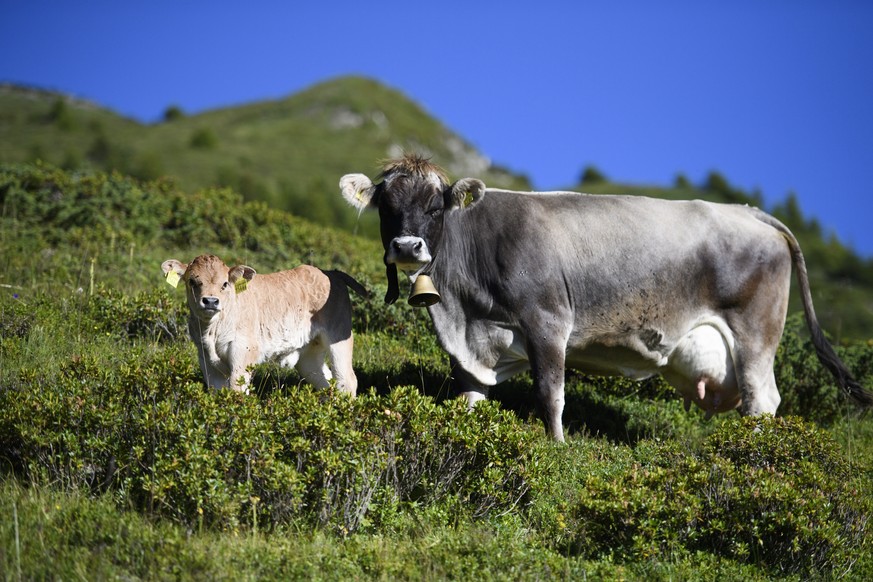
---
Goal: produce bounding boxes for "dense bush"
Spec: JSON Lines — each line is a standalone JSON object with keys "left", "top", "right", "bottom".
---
{"left": 0, "top": 347, "right": 536, "bottom": 535}
{"left": 189, "top": 128, "right": 218, "bottom": 150}
{"left": 0, "top": 163, "right": 381, "bottom": 279}
{"left": 535, "top": 415, "right": 870, "bottom": 576}
{"left": 85, "top": 284, "right": 188, "bottom": 342}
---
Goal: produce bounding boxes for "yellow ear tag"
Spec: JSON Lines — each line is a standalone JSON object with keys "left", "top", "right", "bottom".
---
{"left": 355, "top": 190, "right": 368, "bottom": 205}
{"left": 463, "top": 191, "right": 474, "bottom": 207}
{"left": 165, "top": 271, "right": 180, "bottom": 288}
{"left": 234, "top": 278, "right": 248, "bottom": 294}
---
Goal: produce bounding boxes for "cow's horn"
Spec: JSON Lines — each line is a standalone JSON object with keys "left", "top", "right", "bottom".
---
{"left": 408, "top": 275, "right": 440, "bottom": 307}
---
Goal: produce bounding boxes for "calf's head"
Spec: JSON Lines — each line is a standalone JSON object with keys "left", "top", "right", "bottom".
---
{"left": 161, "top": 254, "right": 256, "bottom": 321}
{"left": 340, "top": 154, "right": 485, "bottom": 304}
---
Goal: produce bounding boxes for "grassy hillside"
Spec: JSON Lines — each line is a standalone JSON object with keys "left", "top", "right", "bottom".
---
{"left": 0, "top": 78, "right": 529, "bottom": 239}
{"left": 2, "top": 164, "right": 872, "bottom": 579}
{"left": 1, "top": 76, "right": 871, "bottom": 338}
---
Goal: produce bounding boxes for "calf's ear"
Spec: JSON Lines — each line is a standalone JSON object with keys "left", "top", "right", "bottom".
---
{"left": 228, "top": 265, "right": 256, "bottom": 282}
{"left": 447, "top": 178, "right": 486, "bottom": 210}
{"left": 161, "top": 259, "right": 187, "bottom": 277}
{"left": 340, "top": 174, "right": 376, "bottom": 210}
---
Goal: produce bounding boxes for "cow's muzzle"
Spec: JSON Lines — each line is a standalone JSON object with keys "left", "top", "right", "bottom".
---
{"left": 386, "top": 236, "right": 432, "bottom": 270}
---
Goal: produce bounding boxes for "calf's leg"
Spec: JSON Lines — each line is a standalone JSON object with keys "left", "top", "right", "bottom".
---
{"left": 297, "top": 340, "right": 332, "bottom": 390}
{"left": 327, "top": 336, "right": 358, "bottom": 396}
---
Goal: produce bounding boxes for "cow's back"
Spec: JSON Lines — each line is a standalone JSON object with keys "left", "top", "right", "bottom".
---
{"left": 441, "top": 191, "right": 788, "bottom": 309}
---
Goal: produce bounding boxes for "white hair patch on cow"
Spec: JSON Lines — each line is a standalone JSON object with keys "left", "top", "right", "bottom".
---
{"left": 426, "top": 171, "right": 443, "bottom": 190}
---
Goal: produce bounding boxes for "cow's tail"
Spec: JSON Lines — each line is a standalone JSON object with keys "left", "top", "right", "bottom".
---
{"left": 328, "top": 270, "right": 371, "bottom": 300}
{"left": 753, "top": 208, "right": 873, "bottom": 409}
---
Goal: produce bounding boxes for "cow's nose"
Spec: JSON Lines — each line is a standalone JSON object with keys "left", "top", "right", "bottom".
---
{"left": 392, "top": 238, "right": 423, "bottom": 254}
{"left": 201, "top": 296, "right": 220, "bottom": 310}
{"left": 387, "top": 235, "right": 432, "bottom": 267}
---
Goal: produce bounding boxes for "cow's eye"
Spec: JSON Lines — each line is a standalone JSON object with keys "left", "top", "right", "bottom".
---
{"left": 426, "top": 206, "right": 443, "bottom": 217}
{"left": 221, "top": 282, "right": 230, "bottom": 291}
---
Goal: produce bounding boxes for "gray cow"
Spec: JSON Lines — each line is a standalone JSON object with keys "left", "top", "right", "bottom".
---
{"left": 341, "top": 154, "right": 872, "bottom": 441}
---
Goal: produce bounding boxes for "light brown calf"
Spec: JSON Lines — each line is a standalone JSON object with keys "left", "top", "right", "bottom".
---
{"left": 162, "top": 254, "right": 367, "bottom": 395}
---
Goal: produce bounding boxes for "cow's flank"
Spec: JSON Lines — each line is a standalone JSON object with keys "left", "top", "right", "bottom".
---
{"left": 340, "top": 154, "right": 873, "bottom": 441}
{"left": 161, "top": 254, "right": 367, "bottom": 395}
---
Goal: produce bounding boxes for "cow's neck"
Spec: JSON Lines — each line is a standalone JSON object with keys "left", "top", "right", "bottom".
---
{"left": 427, "top": 212, "right": 495, "bottom": 316}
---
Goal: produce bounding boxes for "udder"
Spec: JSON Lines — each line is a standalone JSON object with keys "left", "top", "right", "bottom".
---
{"left": 662, "top": 323, "right": 740, "bottom": 418}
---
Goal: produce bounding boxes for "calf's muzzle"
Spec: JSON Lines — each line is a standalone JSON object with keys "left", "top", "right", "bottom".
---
{"left": 200, "top": 296, "right": 220, "bottom": 310}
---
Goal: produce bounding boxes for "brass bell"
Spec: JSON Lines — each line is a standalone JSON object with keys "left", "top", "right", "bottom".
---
{"left": 408, "top": 274, "right": 441, "bottom": 307}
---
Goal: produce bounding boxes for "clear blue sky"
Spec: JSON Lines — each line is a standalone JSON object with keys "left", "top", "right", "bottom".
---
{"left": 3, "top": 1, "right": 872, "bottom": 257}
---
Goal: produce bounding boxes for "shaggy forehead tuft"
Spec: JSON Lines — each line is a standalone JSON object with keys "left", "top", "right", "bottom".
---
{"left": 378, "top": 154, "right": 449, "bottom": 187}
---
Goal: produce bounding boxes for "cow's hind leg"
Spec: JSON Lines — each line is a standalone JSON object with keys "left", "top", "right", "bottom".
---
{"left": 721, "top": 233, "right": 791, "bottom": 416}
{"left": 729, "top": 306, "right": 786, "bottom": 416}
{"left": 527, "top": 339, "right": 567, "bottom": 442}
{"left": 733, "top": 343, "right": 781, "bottom": 416}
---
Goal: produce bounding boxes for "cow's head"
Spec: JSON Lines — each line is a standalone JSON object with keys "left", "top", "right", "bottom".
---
{"left": 340, "top": 154, "right": 485, "bottom": 304}
{"left": 161, "top": 254, "right": 256, "bottom": 321}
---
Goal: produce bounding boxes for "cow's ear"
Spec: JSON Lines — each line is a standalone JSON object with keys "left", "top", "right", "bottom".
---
{"left": 340, "top": 174, "right": 376, "bottom": 210}
{"left": 447, "top": 178, "right": 486, "bottom": 210}
{"left": 228, "top": 265, "right": 256, "bottom": 282}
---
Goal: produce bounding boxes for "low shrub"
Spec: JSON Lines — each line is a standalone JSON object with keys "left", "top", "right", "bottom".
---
{"left": 0, "top": 350, "right": 538, "bottom": 535}
{"left": 0, "top": 163, "right": 384, "bottom": 280}
{"left": 775, "top": 313, "right": 846, "bottom": 423}
{"left": 0, "top": 290, "right": 37, "bottom": 339}
{"left": 85, "top": 284, "right": 187, "bottom": 342}
{"left": 189, "top": 128, "right": 218, "bottom": 150}
{"left": 538, "top": 415, "right": 870, "bottom": 577}
{"left": 775, "top": 313, "right": 873, "bottom": 424}
{"left": 562, "top": 376, "right": 697, "bottom": 444}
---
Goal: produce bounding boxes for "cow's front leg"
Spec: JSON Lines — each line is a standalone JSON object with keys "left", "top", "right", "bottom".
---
{"left": 528, "top": 341, "right": 567, "bottom": 442}
{"left": 450, "top": 356, "right": 489, "bottom": 408}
